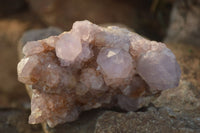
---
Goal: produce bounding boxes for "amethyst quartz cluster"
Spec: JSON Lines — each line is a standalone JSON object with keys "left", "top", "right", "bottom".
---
{"left": 17, "top": 20, "right": 181, "bottom": 127}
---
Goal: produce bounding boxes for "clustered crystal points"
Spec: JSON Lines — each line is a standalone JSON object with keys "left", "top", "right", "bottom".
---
{"left": 17, "top": 20, "right": 181, "bottom": 127}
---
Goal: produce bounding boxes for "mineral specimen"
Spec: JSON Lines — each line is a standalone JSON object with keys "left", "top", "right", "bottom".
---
{"left": 17, "top": 20, "right": 181, "bottom": 127}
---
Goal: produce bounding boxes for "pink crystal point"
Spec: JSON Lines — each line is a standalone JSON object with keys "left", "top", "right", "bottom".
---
{"left": 17, "top": 55, "right": 41, "bottom": 84}
{"left": 71, "top": 20, "right": 99, "bottom": 43}
{"left": 23, "top": 41, "right": 44, "bottom": 56}
{"left": 97, "top": 47, "right": 134, "bottom": 86}
{"left": 137, "top": 48, "right": 181, "bottom": 92}
{"left": 23, "top": 37, "right": 58, "bottom": 57}
{"left": 17, "top": 20, "right": 181, "bottom": 127}
{"left": 55, "top": 32, "right": 82, "bottom": 66}
{"left": 42, "top": 36, "right": 58, "bottom": 48}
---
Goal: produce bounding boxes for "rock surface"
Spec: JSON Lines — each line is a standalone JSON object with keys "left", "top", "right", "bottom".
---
{"left": 153, "top": 80, "right": 200, "bottom": 114}
{"left": 17, "top": 20, "right": 180, "bottom": 127}
{"left": 95, "top": 107, "right": 200, "bottom": 133}
{"left": 42, "top": 109, "right": 104, "bottom": 133}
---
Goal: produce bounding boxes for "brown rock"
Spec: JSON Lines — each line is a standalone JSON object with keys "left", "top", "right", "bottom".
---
{"left": 95, "top": 107, "right": 200, "bottom": 133}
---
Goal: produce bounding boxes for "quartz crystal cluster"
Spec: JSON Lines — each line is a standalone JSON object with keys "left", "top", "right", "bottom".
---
{"left": 17, "top": 20, "right": 181, "bottom": 127}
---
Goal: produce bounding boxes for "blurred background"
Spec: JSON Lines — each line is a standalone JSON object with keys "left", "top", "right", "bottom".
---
{"left": 0, "top": 0, "right": 199, "bottom": 132}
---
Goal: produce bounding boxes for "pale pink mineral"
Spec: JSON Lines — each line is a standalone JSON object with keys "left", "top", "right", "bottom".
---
{"left": 17, "top": 20, "right": 181, "bottom": 127}
{"left": 55, "top": 32, "right": 82, "bottom": 66}
{"left": 97, "top": 47, "right": 134, "bottom": 86}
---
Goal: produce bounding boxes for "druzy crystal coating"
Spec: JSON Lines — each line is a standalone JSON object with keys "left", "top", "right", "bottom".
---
{"left": 17, "top": 20, "right": 181, "bottom": 127}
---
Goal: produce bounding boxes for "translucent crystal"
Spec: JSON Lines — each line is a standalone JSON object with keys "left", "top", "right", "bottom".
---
{"left": 97, "top": 47, "right": 134, "bottom": 86}
{"left": 23, "top": 41, "right": 44, "bottom": 56}
{"left": 17, "top": 55, "right": 41, "bottom": 84}
{"left": 17, "top": 20, "right": 181, "bottom": 127}
{"left": 137, "top": 48, "right": 181, "bottom": 93}
{"left": 55, "top": 32, "right": 82, "bottom": 66}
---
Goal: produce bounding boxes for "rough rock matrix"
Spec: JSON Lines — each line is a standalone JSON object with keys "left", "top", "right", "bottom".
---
{"left": 17, "top": 20, "right": 181, "bottom": 127}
